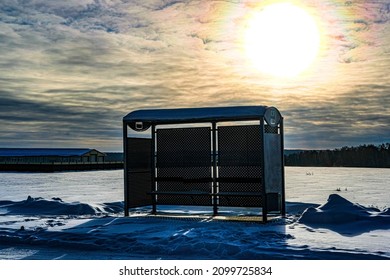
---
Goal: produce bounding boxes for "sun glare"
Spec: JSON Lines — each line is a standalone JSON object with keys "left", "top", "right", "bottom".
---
{"left": 244, "top": 2, "right": 321, "bottom": 78}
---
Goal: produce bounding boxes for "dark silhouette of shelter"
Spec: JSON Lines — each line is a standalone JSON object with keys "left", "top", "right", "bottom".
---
{"left": 123, "top": 106, "right": 285, "bottom": 222}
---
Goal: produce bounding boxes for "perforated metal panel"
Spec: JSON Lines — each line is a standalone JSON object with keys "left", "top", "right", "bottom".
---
{"left": 156, "top": 127, "right": 212, "bottom": 205}
{"left": 218, "top": 125, "right": 263, "bottom": 207}
{"left": 218, "top": 125, "right": 262, "bottom": 166}
{"left": 126, "top": 138, "right": 153, "bottom": 207}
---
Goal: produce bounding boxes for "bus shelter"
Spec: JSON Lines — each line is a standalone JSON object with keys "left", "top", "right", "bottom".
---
{"left": 123, "top": 106, "right": 285, "bottom": 222}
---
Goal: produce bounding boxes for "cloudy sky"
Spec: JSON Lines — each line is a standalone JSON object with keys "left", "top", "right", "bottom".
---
{"left": 1, "top": 0, "right": 389, "bottom": 151}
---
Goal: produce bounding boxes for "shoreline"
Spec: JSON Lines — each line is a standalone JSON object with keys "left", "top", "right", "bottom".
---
{"left": 0, "top": 162, "right": 123, "bottom": 172}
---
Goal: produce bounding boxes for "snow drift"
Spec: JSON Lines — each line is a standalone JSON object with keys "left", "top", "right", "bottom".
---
{"left": 298, "top": 194, "right": 390, "bottom": 234}
{"left": 0, "top": 194, "right": 389, "bottom": 259}
{"left": 0, "top": 196, "right": 123, "bottom": 216}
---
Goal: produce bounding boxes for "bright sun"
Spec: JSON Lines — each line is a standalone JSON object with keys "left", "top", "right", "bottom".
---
{"left": 244, "top": 2, "right": 320, "bottom": 78}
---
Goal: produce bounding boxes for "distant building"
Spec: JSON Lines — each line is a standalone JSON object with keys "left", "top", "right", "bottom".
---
{"left": 0, "top": 148, "right": 106, "bottom": 164}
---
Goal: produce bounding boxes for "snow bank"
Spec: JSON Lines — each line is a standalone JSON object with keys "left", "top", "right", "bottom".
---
{"left": 0, "top": 194, "right": 389, "bottom": 259}
{"left": 298, "top": 194, "right": 390, "bottom": 232}
{"left": 0, "top": 196, "right": 123, "bottom": 216}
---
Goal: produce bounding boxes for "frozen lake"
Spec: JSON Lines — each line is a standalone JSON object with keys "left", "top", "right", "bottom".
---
{"left": 0, "top": 167, "right": 389, "bottom": 209}
{"left": 0, "top": 167, "right": 389, "bottom": 260}
{"left": 285, "top": 167, "right": 389, "bottom": 209}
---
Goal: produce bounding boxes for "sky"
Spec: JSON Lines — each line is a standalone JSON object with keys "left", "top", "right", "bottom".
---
{"left": 0, "top": 0, "right": 389, "bottom": 151}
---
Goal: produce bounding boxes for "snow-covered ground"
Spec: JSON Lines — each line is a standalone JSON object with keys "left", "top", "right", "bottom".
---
{"left": 0, "top": 167, "right": 389, "bottom": 260}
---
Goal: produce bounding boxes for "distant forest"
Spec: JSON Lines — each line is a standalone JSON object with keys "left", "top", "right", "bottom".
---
{"left": 285, "top": 143, "right": 390, "bottom": 168}
{"left": 108, "top": 143, "right": 390, "bottom": 168}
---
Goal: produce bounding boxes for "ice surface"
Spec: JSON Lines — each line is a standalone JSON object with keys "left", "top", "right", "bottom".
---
{"left": 0, "top": 194, "right": 388, "bottom": 260}
{"left": 0, "top": 167, "right": 389, "bottom": 260}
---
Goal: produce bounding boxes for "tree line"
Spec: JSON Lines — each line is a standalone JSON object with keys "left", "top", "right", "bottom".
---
{"left": 285, "top": 143, "right": 390, "bottom": 168}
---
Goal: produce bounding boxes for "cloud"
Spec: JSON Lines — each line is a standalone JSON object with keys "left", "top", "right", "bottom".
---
{"left": 281, "top": 82, "right": 390, "bottom": 149}
{"left": 0, "top": 0, "right": 390, "bottom": 150}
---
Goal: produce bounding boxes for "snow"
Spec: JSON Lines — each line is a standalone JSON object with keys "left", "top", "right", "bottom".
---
{"left": 0, "top": 167, "right": 389, "bottom": 260}
{"left": 299, "top": 194, "right": 389, "bottom": 226}
{"left": 123, "top": 106, "right": 270, "bottom": 122}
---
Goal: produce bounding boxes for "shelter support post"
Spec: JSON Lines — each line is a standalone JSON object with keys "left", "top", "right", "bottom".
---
{"left": 123, "top": 122, "right": 129, "bottom": 217}
{"left": 151, "top": 124, "right": 157, "bottom": 214}
{"left": 212, "top": 122, "right": 218, "bottom": 215}
{"left": 280, "top": 118, "right": 286, "bottom": 217}
{"left": 260, "top": 118, "right": 268, "bottom": 223}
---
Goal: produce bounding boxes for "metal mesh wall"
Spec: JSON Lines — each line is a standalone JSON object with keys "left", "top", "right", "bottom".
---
{"left": 126, "top": 138, "right": 153, "bottom": 207}
{"left": 218, "top": 125, "right": 263, "bottom": 207}
{"left": 156, "top": 127, "right": 212, "bottom": 205}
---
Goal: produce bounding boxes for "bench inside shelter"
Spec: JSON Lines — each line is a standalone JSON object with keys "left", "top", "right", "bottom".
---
{"left": 123, "top": 106, "right": 285, "bottom": 222}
